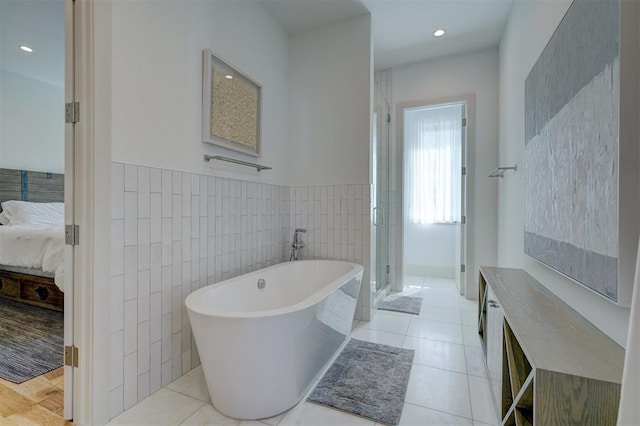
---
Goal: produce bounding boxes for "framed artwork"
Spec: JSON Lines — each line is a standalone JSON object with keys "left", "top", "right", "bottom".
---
{"left": 202, "top": 50, "right": 262, "bottom": 157}
{"left": 524, "top": 0, "right": 638, "bottom": 306}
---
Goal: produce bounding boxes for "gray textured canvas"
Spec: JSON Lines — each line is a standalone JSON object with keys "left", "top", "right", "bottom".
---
{"left": 524, "top": 0, "right": 619, "bottom": 301}
{"left": 524, "top": 0, "right": 618, "bottom": 144}
{"left": 308, "top": 339, "right": 414, "bottom": 425}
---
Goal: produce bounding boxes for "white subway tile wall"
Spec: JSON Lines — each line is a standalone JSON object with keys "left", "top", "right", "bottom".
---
{"left": 110, "top": 162, "right": 373, "bottom": 418}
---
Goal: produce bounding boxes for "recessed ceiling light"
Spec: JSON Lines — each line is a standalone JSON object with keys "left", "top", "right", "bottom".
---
{"left": 433, "top": 29, "right": 445, "bottom": 37}
{"left": 19, "top": 45, "right": 33, "bottom": 53}
{"left": 224, "top": 74, "right": 233, "bottom": 79}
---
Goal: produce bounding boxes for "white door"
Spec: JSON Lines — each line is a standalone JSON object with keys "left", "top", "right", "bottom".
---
{"left": 63, "top": 0, "right": 75, "bottom": 419}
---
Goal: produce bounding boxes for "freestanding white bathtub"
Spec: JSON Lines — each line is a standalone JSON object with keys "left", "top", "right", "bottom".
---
{"left": 185, "top": 260, "right": 363, "bottom": 420}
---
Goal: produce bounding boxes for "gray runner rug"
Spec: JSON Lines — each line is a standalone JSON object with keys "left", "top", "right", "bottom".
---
{"left": 378, "top": 295, "right": 423, "bottom": 315}
{"left": 308, "top": 339, "right": 414, "bottom": 425}
{"left": 0, "top": 298, "right": 64, "bottom": 383}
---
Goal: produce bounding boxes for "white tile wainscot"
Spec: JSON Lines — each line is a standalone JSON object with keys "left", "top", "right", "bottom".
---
{"left": 109, "top": 162, "right": 374, "bottom": 419}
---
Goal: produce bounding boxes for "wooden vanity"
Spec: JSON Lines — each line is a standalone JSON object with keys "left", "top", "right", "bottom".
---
{"left": 478, "top": 267, "right": 624, "bottom": 425}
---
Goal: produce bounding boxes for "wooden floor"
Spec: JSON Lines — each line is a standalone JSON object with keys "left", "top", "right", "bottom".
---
{"left": 0, "top": 368, "right": 71, "bottom": 425}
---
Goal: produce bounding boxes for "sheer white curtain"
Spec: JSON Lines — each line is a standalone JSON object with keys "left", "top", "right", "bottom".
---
{"left": 404, "top": 104, "right": 462, "bottom": 224}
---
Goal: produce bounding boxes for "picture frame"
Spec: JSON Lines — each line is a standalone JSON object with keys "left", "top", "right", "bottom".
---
{"left": 202, "top": 49, "right": 262, "bottom": 157}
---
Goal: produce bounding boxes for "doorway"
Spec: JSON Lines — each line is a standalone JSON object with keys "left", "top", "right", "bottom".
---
{"left": 397, "top": 99, "right": 468, "bottom": 295}
{"left": 0, "top": 0, "right": 75, "bottom": 421}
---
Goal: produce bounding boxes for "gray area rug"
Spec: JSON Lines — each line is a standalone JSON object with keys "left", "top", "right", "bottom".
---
{"left": 0, "top": 298, "right": 64, "bottom": 383}
{"left": 308, "top": 338, "right": 414, "bottom": 425}
{"left": 378, "top": 295, "right": 423, "bottom": 315}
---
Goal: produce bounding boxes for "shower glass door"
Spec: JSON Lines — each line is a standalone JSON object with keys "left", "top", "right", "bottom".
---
{"left": 373, "top": 71, "right": 392, "bottom": 300}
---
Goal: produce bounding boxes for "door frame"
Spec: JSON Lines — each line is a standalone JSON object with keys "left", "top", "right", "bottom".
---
{"left": 63, "top": 0, "right": 75, "bottom": 419}
{"left": 394, "top": 93, "right": 475, "bottom": 297}
{"left": 67, "top": 0, "right": 112, "bottom": 423}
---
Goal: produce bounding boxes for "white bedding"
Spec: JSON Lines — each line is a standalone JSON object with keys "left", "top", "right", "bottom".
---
{"left": 0, "top": 225, "right": 65, "bottom": 292}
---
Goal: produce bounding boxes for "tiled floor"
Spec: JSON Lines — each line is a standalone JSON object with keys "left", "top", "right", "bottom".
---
{"left": 108, "top": 276, "right": 499, "bottom": 426}
{"left": 0, "top": 367, "right": 70, "bottom": 425}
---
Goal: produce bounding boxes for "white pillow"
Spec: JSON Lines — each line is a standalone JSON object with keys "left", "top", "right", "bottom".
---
{"left": 0, "top": 200, "right": 64, "bottom": 227}
{"left": 0, "top": 211, "right": 8, "bottom": 225}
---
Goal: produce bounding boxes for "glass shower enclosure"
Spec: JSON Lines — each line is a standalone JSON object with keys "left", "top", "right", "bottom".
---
{"left": 372, "top": 71, "right": 392, "bottom": 304}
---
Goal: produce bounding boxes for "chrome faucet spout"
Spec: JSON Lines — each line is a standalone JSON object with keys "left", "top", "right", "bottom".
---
{"left": 293, "top": 228, "right": 306, "bottom": 244}
{"left": 290, "top": 228, "right": 307, "bottom": 261}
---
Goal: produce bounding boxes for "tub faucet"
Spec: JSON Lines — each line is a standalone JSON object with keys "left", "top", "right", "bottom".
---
{"left": 290, "top": 228, "right": 306, "bottom": 261}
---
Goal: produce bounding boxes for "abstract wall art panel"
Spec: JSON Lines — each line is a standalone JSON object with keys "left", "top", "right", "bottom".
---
{"left": 524, "top": 0, "right": 622, "bottom": 301}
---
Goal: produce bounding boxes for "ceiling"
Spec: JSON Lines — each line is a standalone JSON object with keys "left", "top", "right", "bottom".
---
{"left": 259, "top": 0, "right": 515, "bottom": 70}
{"left": 0, "top": 0, "right": 65, "bottom": 87}
{"left": 0, "top": 0, "right": 514, "bottom": 87}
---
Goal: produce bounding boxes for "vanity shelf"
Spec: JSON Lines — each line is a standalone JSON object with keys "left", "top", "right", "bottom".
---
{"left": 478, "top": 267, "right": 624, "bottom": 425}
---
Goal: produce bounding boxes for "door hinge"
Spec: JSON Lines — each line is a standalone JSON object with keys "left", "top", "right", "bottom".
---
{"left": 65, "top": 102, "right": 79, "bottom": 123}
{"left": 461, "top": 264, "right": 466, "bottom": 273}
{"left": 386, "top": 265, "right": 390, "bottom": 274}
{"left": 64, "top": 345, "right": 79, "bottom": 368}
{"left": 65, "top": 224, "right": 79, "bottom": 245}
{"left": 462, "top": 118, "right": 467, "bottom": 127}
{"left": 462, "top": 166, "right": 467, "bottom": 176}
{"left": 461, "top": 215, "right": 466, "bottom": 224}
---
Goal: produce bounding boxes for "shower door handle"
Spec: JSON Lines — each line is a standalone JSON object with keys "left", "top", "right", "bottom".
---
{"left": 373, "top": 207, "right": 385, "bottom": 226}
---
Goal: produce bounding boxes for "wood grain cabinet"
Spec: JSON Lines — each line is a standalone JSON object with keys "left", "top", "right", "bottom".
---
{"left": 478, "top": 267, "right": 624, "bottom": 425}
{"left": 0, "top": 269, "right": 63, "bottom": 311}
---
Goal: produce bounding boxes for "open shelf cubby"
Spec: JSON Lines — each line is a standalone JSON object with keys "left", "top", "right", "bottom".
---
{"left": 503, "top": 320, "right": 532, "bottom": 400}
{"left": 478, "top": 272, "right": 487, "bottom": 353}
{"left": 478, "top": 267, "right": 625, "bottom": 426}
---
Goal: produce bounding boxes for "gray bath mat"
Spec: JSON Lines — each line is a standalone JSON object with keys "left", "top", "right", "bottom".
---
{"left": 378, "top": 295, "right": 423, "bottom": 315}
{"left": 308, "top": 338, "right": 414, "bottom": 425}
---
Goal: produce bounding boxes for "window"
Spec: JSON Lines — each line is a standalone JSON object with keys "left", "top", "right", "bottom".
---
{"left": 404, "top": 104, "right": 463, "bottom": 224}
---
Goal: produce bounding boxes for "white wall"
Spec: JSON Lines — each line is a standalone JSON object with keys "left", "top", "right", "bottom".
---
{"left": 288, "top": 15, "right": 373, "bottom": 187}
{"left": 108, "top": 0, "right": 293, "bottom": 418}
{"left": 392, "top": 48, "right": 500, "bottom": 297}
{"left": 404, "top": 223, "right": 456, "bottom": 277}
{"left": 108, "top": 2, "right": 376, "bottom": 419}
{"left": 0, "top": 69, "right": 64, "bottom": 173}
{"left": 498, "top": 0, "right": 631, "bottom": 346}
{"left": 111, "top": 0, "right": 290, "bottom": 186}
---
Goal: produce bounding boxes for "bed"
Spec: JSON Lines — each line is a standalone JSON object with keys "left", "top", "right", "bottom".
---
{"left": 0, "top": 168, "right": 65, "bottom": 311}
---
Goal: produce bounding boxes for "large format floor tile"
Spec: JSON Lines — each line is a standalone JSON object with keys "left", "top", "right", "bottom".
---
{"left": 166, "top": 366, "right": 210, "bottom": 402}
{"left": 418, "top": 306, "right": 462, "bottom": 324}
{"left": 404, "top": 364, "right": 473, "bottom": 419}
{"left": 359, "top": 311, "right": 411, "bottom": 334}
{"left": 279, "top": 402, "right": 374, "bottom": 426}
{"left": 462, "top": 325, "right": 483, "bottom": 348}
{"left": 465, "top": 346, "right": 488, "bottom": 378}
{"left": 399, "top": 403, "right": 473, "bottom": 426}
{"left": 468, "top": 375, "right": 499, "bottom": 425}
{"left": 110, "top": 276, "right": 493, "bottom": 426}
{"left": 180, "top": 404, "right": 238, "bottom": 425}
{"left": 402, "top": 336, "right": 467, "bottom": 373}
{"left": 351, "top": 327, "right": 406, "bottom": 347}
{"left": 406, "top": 317, "right": 464, "bottom": 344}
{"left": 108, "top": 389, "right": 205, "bottom": 425}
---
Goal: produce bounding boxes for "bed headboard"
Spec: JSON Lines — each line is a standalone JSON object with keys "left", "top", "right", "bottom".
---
{"left": 0, "top": 168, "right": 64, "bottom": 205}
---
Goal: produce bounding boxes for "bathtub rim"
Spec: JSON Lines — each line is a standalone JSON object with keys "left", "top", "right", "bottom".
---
{"left": 185, "top": 259, "right": 364, "bottom": 319}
